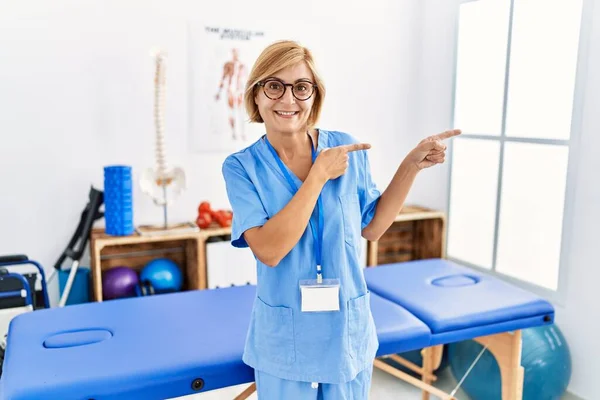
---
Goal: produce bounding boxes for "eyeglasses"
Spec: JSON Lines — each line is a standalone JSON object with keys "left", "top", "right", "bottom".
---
{"left": 257, "top": 78, "right": 317, "bottom": 101}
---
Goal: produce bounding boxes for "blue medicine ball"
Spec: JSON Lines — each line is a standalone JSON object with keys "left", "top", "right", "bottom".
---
{"left": 140, "top": 258, "right": 183, "bottom": 293}
{"left": 448, "top": 324, "right": 571, "bottom": 400}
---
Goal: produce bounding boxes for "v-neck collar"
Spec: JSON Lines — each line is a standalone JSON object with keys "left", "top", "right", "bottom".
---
{"left": 259, "top": 128, "right": 326, "bottom": 190}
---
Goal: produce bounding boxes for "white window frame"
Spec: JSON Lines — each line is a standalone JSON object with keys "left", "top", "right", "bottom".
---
{"left": 446, "top": 0, "right": 594, "bottom": 305}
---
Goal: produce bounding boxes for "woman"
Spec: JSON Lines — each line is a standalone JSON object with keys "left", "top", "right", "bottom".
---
{"left": 222, "top": 40, "right": 460, "bottom": 399}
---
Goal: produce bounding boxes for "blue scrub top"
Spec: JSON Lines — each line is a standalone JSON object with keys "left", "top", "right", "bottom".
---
{"left": 222, "top": 129, "right": 381, "bottom": 384}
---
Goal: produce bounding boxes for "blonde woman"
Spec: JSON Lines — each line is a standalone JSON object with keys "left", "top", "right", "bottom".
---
{"left": 222, "top": 40, "right": 460, "bottom": 399}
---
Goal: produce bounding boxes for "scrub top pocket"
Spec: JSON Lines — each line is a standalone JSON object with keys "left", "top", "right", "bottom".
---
{"left": 339, "top": 193, "right": 361, "bottom": 248}
{"left": 254, "top": 296, "right": 296, "bottom": 365}
{"left": 347, "top": 291, "right": 372, "bottom": 361}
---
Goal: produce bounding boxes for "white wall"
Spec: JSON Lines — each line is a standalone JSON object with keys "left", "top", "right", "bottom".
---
{"left": 417, "top": 1, "right": 600, "bottom": 399}
{"left": 0, "top": 0, "right": 423, "bottom": 295}
{"left": 554, "top": 0, "right": 600, "bottom": 396}
{"left": 4, "top": 1, "right": 596, "bottom": 398}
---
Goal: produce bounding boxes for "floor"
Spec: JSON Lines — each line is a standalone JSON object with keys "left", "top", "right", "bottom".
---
{"left": 171, "top": 366, "right": 583, "bottom": 400}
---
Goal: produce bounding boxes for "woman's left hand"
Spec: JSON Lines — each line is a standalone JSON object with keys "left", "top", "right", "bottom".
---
{"left": 405, "top": 129, "right": 461, "bottom": 170}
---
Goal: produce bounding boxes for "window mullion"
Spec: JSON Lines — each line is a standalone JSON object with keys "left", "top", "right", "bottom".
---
{"left": 492, "top": 0, "right": 516, "bottom": 273}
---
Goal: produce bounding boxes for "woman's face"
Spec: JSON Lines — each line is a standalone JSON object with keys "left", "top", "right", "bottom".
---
{"left": 254, "top": 62, "right": 316, "bottom": 135}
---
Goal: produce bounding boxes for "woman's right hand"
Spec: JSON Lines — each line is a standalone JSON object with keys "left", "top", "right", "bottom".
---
{"left": 311, "top": 143, "right": 371, "bottom": 181}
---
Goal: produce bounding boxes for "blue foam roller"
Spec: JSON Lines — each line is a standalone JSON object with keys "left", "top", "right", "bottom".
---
{"left": 103, "top": 165, "right": 134, "bottom": 236}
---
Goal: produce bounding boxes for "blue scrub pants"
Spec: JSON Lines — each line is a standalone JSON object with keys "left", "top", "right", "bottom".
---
{"left": 254, "top": 364, "right": 373, "bottom": 399}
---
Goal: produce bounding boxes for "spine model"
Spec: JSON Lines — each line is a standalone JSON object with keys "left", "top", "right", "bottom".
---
{"left": 139, "top": 47, "right": 186, "bottom": 228}
{"left": 153, "top": 50, "right": 170, "bottom": 185}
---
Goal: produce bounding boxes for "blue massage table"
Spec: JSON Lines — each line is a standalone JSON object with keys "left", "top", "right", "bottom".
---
{"left": 0, "top": 259, "right": 554, "bottom": 400}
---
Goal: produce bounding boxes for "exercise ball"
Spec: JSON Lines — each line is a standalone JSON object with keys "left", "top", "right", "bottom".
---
{"left": 448, "top": 324, "right": 571, "bottom": 400}
{"left": 140, "top": 258, "right": 183, "bottom": 293}
{"left": 102, "top": 266, "right": 139, "bottom": 299}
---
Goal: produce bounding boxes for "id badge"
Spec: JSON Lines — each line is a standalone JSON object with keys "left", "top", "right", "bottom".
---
{"left": 299, "top": 279, "right": 340, "bottom": 312}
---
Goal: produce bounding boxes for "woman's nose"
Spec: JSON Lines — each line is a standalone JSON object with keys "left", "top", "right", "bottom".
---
{"left": 279, "top": 87, "right": 296, "bottom": 105}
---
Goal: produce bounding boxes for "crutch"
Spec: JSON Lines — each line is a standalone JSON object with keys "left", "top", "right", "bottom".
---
{"left": 47, "top": 186, "right": 104, "bottom": 307}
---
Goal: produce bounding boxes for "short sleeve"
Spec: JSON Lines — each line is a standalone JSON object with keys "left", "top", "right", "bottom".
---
{"left": 358, "top": 150, "right": 381, "bottom": 229}
{"left": 222, "top": 157, "right": 269, "bottom": 248}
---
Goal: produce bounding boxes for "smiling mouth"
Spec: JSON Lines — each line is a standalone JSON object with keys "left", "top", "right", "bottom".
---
{"left": 275, "top": 111, "right": 299, "bottom": 117}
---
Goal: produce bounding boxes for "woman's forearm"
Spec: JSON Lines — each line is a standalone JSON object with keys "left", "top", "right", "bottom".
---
{"left": 362, "top": 159, "right": 420, "bottom": 241}
{"left": 244, "top": 169, "right": 327, "bottom": 267}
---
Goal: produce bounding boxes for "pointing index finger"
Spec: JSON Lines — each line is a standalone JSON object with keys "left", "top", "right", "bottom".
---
{"left": 434, "top": 129, "right": 462, "bottom": 141}
{"left": 340, "top": 143, "right": 372, "bottom": 153}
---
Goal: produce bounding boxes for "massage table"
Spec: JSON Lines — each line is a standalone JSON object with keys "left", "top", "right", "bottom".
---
{"left": 365, "top": 259, "right": 554, "bottom": 400}
{"left": 0, "top": 259, "right": 554, "bottom": 400}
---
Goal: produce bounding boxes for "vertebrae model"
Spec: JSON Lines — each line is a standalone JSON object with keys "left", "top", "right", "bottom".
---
{"left": 140, "top": 48, "right": 186, "bottom": 223}
{"left": 153, "top": 49, "right": 169, "bottom": 183}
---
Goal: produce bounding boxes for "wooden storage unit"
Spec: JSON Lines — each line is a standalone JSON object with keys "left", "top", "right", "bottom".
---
{"left": 366, "top": 205, "right": 446, "bottom": 267}
{"left": 89, "top": 205, "right": 445, "bottom": 301}
{"left": 89, "top": 225, "right": 231, "bottom": 302}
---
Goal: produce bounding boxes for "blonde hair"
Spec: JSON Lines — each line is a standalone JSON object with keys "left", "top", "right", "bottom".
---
{"left": 244, "top": 40, "right": 326, "bottom": 128}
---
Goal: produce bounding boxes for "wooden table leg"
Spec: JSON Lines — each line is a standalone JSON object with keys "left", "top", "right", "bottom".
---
{"left": 475, "top": 331, "right": 524, "bottom": 400}
{"left": 421, "top": 346, "right": 435, "bottom": 400}
{"left": 431, "top": 345, "right": 444, "bottom": 370}
{"left": 384, "top": 354, "right": 437, "bottom": 381}
{"left": 374, "top": 359, "right": 456, "bottom": 400}
{"left": 234, "top": 382, "right": 256, "bottom": 400}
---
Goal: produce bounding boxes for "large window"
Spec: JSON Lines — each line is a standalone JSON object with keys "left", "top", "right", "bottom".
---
{"left": 447, "top": 0, "right": 585, "bottom": 297}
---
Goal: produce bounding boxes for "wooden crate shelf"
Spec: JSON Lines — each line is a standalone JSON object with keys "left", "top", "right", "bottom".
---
{"left": 89, "top": 224, "right": 231, "bottom": 302}
{"left": 89, "top": 205, "right": 445, "bottom": 300}
{"left": 366, "top": 205, "right": 446, "bottom": 267}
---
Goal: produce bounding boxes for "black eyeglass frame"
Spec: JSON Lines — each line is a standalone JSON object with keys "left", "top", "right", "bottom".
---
{"left": 256, "top": 78, "right": 318, "bottom": 101}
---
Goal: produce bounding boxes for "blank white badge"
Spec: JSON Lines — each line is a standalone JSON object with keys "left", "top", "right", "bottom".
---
{"left": 299, "top": 279, "right": 340, "bottom": 312}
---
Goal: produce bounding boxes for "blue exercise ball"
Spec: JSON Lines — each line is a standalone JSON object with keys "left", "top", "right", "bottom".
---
{"left": 448, "top": 324, "right": 571, "bottom": 400}
{"left": 140, "top": 258, "right": 183, "bottom": 293}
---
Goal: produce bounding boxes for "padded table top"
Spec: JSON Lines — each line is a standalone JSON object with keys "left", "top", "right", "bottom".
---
{"left": 0, "top": 285, "right": 256, "bottom": 400}
{"left": 370, "top": 291, "right": 431, "bottom": 356}
{"left": 364, "top": 259, "right": 555, "bottom": 341}
{"left": 0, "top": 284, "right": 432, "bottom": 400}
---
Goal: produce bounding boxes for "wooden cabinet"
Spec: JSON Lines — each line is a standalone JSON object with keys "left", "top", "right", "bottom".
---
{"left": 366, "top": 205, "right": 446, "bottom": 267}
